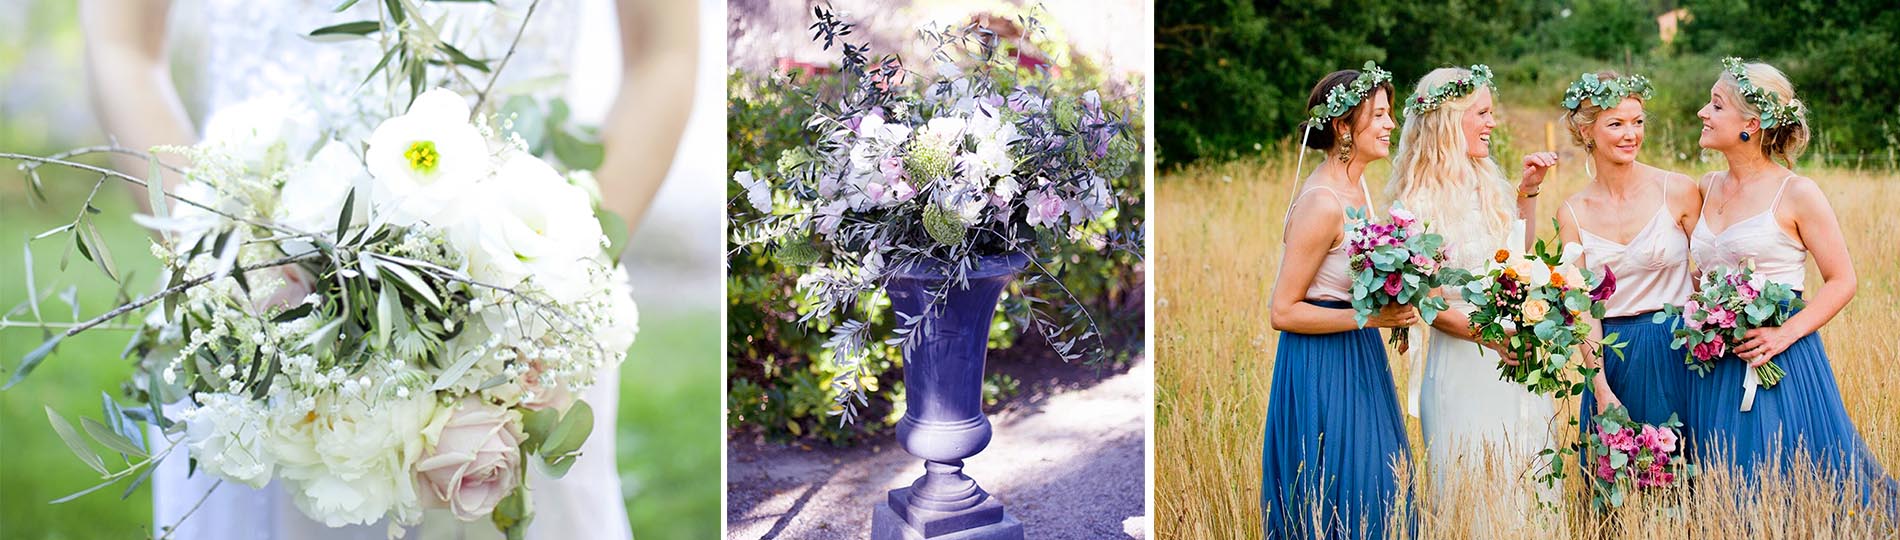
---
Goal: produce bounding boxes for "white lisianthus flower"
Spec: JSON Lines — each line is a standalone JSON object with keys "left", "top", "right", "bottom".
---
{"left": 453, "top": 152, "right": 604, "bottom": 302}
{"left": 276, "top": 141, "right": 369, "bottom": 236}
{"left": 183, "top": 393, "right": 277, "bottom": 488}
{"left": 201, "top": 94, "right": 320, "bottom": 174}
{"left": 365, "top": 89, "right": 489, "bottom": 226}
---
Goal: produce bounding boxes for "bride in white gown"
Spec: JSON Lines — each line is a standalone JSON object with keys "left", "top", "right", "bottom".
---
{"left": 79, "top": 0, "right": 699, "bottom": 537}
{"left": 1386, "top": 66, "right": 1561, "bottom": 518}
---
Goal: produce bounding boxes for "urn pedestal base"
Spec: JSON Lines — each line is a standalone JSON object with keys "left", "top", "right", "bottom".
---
{"left": 873, "top": 488, "right": 1023, "bottom": 540}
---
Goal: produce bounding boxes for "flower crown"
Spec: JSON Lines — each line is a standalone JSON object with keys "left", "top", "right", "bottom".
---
{"left": 1307, "top": 61, "right": 1393, "bottom": 127}
{"left": 1721, "top": 57, "right": 1805, "bottom": 130}
{"left": 1404, "top": 64, "right": 1494, "bottom": 117}
{"left": 1561, "top": 73, "right": 1653, "bottom": 111}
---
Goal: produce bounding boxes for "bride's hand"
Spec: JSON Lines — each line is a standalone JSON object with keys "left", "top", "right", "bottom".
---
{"left": 1367, "top": 304, "right": 1420, "bottom": 329}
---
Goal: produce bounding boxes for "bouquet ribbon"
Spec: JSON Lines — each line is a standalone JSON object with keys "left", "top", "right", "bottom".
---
{"left": 1740, "top": 366, "right": 1760, "bottom": 412}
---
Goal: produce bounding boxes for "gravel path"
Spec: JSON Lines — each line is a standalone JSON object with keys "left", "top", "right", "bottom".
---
{"left": 727, "top": 355, "right": 1151, "bottom": 539}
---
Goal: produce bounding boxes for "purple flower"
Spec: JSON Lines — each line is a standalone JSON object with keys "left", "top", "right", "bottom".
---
{"left": 1383, "top": 273, "right": 1404, "bottom": 296}
{"left": 1589, "top": 265, "right": 1617, "bottom": 302}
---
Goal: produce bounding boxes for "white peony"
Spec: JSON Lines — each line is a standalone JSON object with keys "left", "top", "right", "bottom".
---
{"left": 276, "top": 141, "right": 370, "bottom": 236}
{"left": 201, "top": 94, "right": 321, "bottom": 174}
{"left": 451, "top": 152, "right": 604, "bottom": 302}
{"left": 182, "top": 392, "right": 277, "bottom": 488}
{"left": 268, "top": 390, "right": 440, "bottom": 527}
{"left": 365, "top": 89, "right": 489, "bottom": 226}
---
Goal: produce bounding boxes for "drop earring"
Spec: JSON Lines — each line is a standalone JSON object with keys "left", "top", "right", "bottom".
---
{"left": 1338, "top": 133, "right": 1353, "bottom": 163}
{"left": 1740, "top": 131, "right": 1751, "bottom": 142}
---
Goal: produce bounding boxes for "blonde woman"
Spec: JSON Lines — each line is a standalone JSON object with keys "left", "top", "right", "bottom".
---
{"left": 1388, "top": 66, "right": 1559, "bottom": 500}
{"left": 1260, "top": 63, "right": 1417, "bottom": 539}
{"left": 1687, "top": 58, "right": 1897, "bottom": 508}
{"left": 1550, "top": 72, "right": 1701, "bottom": 439}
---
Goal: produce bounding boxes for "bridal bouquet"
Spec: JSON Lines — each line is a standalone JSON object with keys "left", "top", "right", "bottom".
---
{"left": 728, "top": 10, "right": 1141, "bottom": 421}
{"left": 14, "top": 88, "right": 636, "bottom": 536}
{"left": 1460, "top": 238, "right": 1622, "bottom": 398}
{"left": 1657, "top": 260, "right": 1802, "bottom": 410}
{"left": 1344, "top": 204, "right": 1465, "bottom": 353}
{"left": 1578, "top": 405, "right": 1696, "bottom": 509}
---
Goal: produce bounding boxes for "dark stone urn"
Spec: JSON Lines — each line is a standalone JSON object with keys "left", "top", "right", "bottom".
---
{"left": 871, "top": 253, "right": 1027, "bottom": 540}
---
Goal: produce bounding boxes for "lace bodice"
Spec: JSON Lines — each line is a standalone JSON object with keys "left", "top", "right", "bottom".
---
{"left": 173, "top": 0, "right": 579, "bottom": 135}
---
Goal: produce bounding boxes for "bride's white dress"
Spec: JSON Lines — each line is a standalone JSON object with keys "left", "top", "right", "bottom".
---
{"left": 150, "top": 1, "right": 630, "bottom": 539}
{"left": 1407, "top": 218, "right": 1562, "bottom": 518}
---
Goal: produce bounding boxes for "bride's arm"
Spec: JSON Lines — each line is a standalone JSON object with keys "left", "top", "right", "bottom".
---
{"left": 81, "top": 0, "right": 194, "bottom": 213}
{"left": 595, "top": 0, "right": 700, "bottom": 235}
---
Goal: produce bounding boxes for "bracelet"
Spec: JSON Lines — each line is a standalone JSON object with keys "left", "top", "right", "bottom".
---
{"left": 1518, "top": 188, "right": 1541, "bottom": 198}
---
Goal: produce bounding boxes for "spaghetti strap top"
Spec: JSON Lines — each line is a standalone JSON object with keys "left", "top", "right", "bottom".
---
{"left": 1566, "top": 177, "right": 1694, "bottom": 316}
{"left": 1282, "top": 181, "right": 1370, "bottom": 303}
{"left": 1691, "top": 173, "right": 1809, "bottom": 290}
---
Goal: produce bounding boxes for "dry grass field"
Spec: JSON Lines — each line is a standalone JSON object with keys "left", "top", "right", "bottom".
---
{"left": 1153, "top": 120, "right": 1900, "bottom": 538}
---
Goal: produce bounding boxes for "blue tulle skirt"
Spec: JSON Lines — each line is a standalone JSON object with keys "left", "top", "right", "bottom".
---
{"left": 1260, "top": 300, "right": 1414, "bottom": 539}
{"left": 1579, "top": 312, "right": 1692, "bottom": 436}
{"left": 1684, "top": 305, "right": 1899, "bottom": 513}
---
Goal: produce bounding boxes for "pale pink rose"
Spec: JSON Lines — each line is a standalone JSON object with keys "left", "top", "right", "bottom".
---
{"left": 1025, "top": 189, "right": 1065, "bottom": 227}
{"left": 250, "top": 264, "right": 318, "bottom": 313}
{"left": 518, "top": 359, "right": 575, "bottom": 412}
{"left": 417, "top": 398, "right": 526, "bottom": 521}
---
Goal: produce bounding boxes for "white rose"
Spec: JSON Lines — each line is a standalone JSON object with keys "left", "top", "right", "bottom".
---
{"left": 452, "top": 152, "right": 604, "bottom": 301}
{"left": 365, "top": 88, "right": 489, "bottom": 226}
{"left": 201, "top": 94, "right": 320, "bottom": 174}
{"left": 182, "top": 393, "right": 276, "bottom": 488}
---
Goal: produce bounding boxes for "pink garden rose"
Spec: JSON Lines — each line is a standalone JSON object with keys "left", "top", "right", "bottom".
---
{"left": 1692, "top": 339, "right": 1728, "bottom": 362}
{"left": 1602, "top": 427, "right": 1640, "bottom": 453}
{"left": 517, "top": 359, "right": 576, "bottom": 412}
{"left": 1595, "top": 455, "right": 1616, "bottom": 481}
{"left": 417, "top": 398, "right": 526, "bottom": 521}
{"left": 1382, "top": 273, "right": 1404, "bottom": 296}
{"left": 250, "top": 264, "right": 318, "bottom": 313}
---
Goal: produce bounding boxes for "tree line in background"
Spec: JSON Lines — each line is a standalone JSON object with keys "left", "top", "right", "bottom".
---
{"left": 1157, "top": 0, "right": 1900, "bottom": 169}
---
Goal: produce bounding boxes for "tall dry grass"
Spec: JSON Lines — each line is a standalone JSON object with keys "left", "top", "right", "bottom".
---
{"left": 1154, "top": 136, "right": 1900, "bottom": 538}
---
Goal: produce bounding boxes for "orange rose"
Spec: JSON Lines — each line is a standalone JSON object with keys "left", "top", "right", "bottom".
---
{"left": 1503, "top": 267, "right": 1519, "bottom": 281}
{"left": 1550, "top": 272, "right": 1566, "bottom": 288}
{"left": 1494, "top": 249, "right": 1511, "bottom": 263}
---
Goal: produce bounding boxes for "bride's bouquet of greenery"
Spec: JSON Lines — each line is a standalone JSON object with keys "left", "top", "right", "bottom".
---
{"left": 727, "top": 8, "right": 1142, "bottom": 422}
{"left": 5, "top": 2, "right": 634, "bottom": 537}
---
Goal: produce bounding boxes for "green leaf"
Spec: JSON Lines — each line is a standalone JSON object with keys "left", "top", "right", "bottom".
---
{"left": 375, "top": 283, "right": 395, "bottom": 351}
{"left": 308, "top": 20, "right": 383, "bottom": 37}
{"left": 596, "top": 210, "right": 629, "bottom": 261}
{"left": 7, "top": 333, "right": 65, "bottom": 390}
{"left": 372, "top": 256, "right": 442, "bottom": 310}
{"left": 384, "top": 0, "right": 405, "bottom": 24}
{"left": 550, "top": 129, "right": 604, "bottom": 170}
{"left": 543, "top": 400, "right": 593, "bottom": 457}
{"left": 499, "top": 96, "right": 548, "bottom": 153}
{"left": 521, "top": 407, "right": 560, "bottom": 454}
{"left": 82, "top": 417, "right": 147, "bottom": 458}
{"left": 46, "top": 407, "right": 107, "bottom": 475}
{"left": 435, "top": 42, "right": 490, "bottom": 73}
{"left": 336, "top": 188, "right": 357, "bottom": 241}
{"left": 334, "top": 0, "right": 362, "bottom": 11}
{"left": 50, "top": 476, "right": 122, "bottom": 504}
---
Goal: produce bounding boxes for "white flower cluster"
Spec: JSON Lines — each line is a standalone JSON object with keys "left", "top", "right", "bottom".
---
{"left": 146, "top": 88, "right": 638, "bottom": 530}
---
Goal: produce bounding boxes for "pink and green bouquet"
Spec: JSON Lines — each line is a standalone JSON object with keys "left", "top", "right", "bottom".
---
{"left": 1656, "top": 260, "right": 1802, "bottom": 409}
{"left": 1458, "top": 237, "right": 1623, "bottom": 398}
{"left": 1344, "top": 204, "right": 1463, "bottom": 353}
{"left": 1579, "top": 405, "right": 1696, "bottom": 509}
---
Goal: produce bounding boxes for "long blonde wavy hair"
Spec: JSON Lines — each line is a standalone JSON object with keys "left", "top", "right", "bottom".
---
{"left": 1388, "top": 67, "right": 1518, "bottom": 269}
